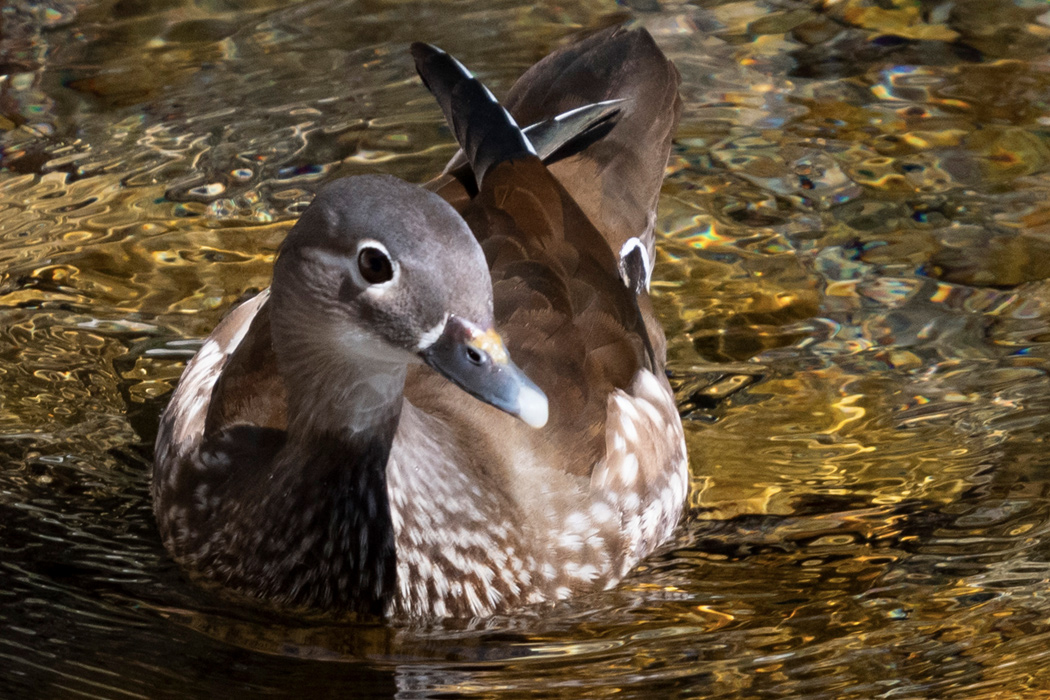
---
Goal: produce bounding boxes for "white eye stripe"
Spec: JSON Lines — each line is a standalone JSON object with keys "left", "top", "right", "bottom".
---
{"left": 416, "top": 312, "right": 449, "bottom": 350}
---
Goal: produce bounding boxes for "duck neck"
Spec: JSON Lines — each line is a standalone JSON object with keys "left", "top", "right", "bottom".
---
{"left": 287, "top": 358, "right": 407, "bottom": 440}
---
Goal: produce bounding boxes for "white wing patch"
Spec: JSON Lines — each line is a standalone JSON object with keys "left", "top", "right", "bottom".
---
{"left": 618, "top": 237, "right": 653, "bottom": 293}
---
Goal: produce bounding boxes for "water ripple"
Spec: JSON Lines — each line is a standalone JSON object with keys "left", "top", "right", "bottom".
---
{"left": 5, "top": 0, "right": 1050, "bottom": 698}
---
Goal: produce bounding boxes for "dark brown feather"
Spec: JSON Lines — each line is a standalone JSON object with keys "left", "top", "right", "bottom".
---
{"left": 414, "top": 157, "right": 651, "bottom": 477}
{"left": 203, "top": 300, "right": 286, "bottom": 435}
{"left": 502, "top": 26, "right": 682, "bottom": 257}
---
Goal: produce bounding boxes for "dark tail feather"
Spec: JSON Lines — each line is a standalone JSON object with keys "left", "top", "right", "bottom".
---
{"left": 524, "top": 99, "right": 622, "bottom": 165}
{"left": 442, "top": 98, "right": 622, "bottom": 174}
{"left": 411, "top": 42, "right": 535, "bottom": 186}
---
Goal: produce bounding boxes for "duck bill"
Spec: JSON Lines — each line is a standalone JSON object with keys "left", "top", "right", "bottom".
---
{"left": 419, "top": 316, "right": 548, "bottom": 428}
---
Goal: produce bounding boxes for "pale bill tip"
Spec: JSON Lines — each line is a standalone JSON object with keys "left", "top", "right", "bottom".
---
{"left": 517, "top": 384, "right": 549, "bottom": 429}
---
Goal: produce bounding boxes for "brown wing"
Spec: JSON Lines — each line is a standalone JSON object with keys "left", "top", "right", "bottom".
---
{"left": 406, "top": 156, "right": 652, "bottom": 478}
{"left": 425, "top": 27, "right": 681, "bottom": 361}
{"left": 502, "top": 26, "right": 681, "bottom": 257}
{"left": 184, "top": 293, "right": 289, "bottom": 469}
{"left": 202, "top": 299, "right": 286, "bottom": 434}
{"left": 428, "top": 27, "right": 681, "bottom": 259}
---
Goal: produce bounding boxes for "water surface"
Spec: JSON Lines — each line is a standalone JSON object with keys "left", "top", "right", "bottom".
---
{"left": 4, "top": 0, "right": 1050, "bottom": 697}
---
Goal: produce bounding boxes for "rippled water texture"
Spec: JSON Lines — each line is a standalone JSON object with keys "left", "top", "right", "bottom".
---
{"left": 5, "top": 0, "right": 1050, "bottom": 697}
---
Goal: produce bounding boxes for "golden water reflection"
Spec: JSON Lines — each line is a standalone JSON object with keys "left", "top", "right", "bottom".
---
{"left": 4, "top": 0, "right": 1050, "bottom": 697}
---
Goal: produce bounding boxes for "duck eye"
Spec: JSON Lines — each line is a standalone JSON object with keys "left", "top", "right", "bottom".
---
{"left": 357, "top": 246, "right": 394, "bottom": 284}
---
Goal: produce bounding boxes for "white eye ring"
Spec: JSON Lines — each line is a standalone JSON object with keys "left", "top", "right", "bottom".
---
{"left": 351, "top": 239, "right": 399, "bottom": 290}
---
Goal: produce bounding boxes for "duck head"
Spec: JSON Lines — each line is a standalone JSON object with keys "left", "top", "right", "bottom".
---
{"left": 270, "top": 174, "right": 548, "bottom": 429}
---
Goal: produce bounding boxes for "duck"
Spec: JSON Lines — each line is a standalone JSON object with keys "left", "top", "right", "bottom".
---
{"left": 152, "top": 26, "right": 687, "bottom": 619}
